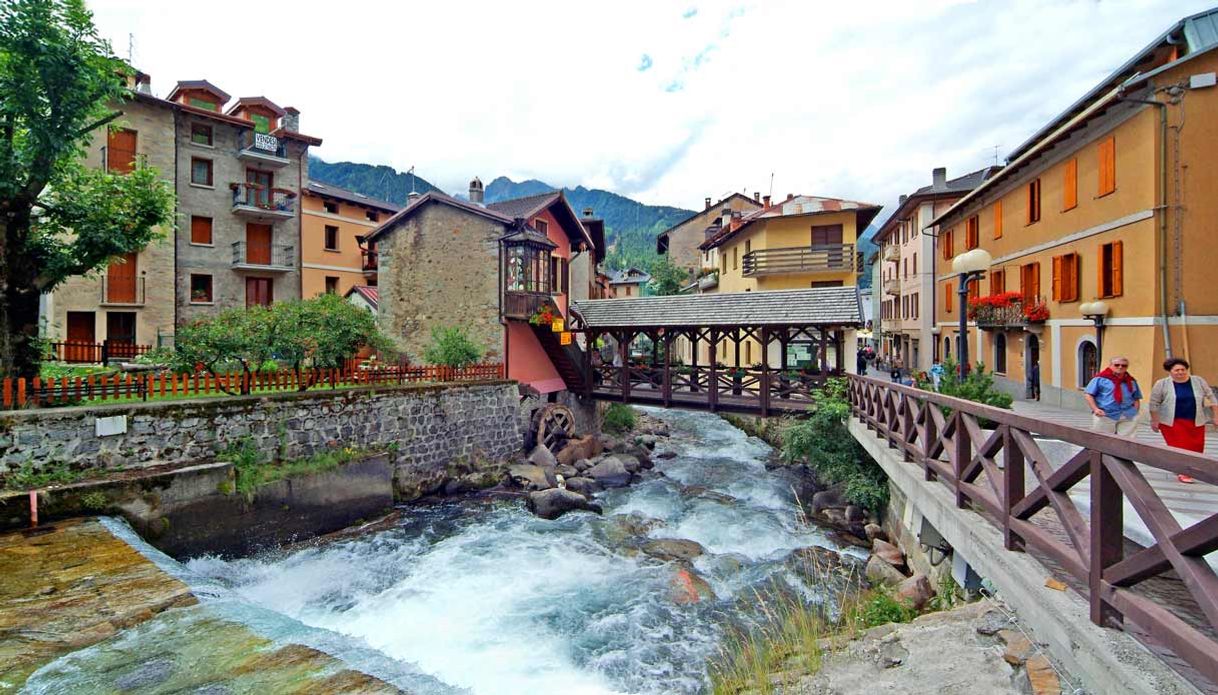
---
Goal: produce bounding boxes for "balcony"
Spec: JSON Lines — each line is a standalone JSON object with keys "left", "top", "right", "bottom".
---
{"left": 884, "top": 245, "right": 900, "bottom": 262}
{"left": 100, "top": 276, "right": 146, "bottom": 306}
{"left": 883, "top": 277, "right": 900, "bottom": 296}
{"left": 696, "top": 270, "right": 718, "bottom": 291}
{"left": 231, "top": 241, "right": 295, "bottom": 272}
{"left": 503, "top": 291, "right": 552, "bottom": 320}
{"left": 230, "top": 182, "right": 297, "bottom": 222}
{"left": 741, "top": 243, "right": 855, "bottom": 277}
{"left": 237, "top": 131, "right": 289, "bottom": 167}
{"left": 362, "top": 249, "right": 378, "bottom": 273}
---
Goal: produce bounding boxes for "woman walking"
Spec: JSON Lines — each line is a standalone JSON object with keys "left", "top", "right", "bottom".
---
{"left": 1149, "top": 357, "right": 1218, "bottom": 482}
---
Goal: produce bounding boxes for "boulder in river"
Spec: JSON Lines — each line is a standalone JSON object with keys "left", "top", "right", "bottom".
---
{"left": 669, "top": 566, "right": 716, "bottom": 604}
{"left": 655, "top": 450, "right": 677, "bottom": 460}
{"left": 606, "top": 453, "right": 642, "bottom": 474}
{"left": 812, "top": 488, "right": 848, "bottom": 514}
{"left": 573, "top": 458, "right": 593, "bottom": 472}
{"left": 563, "top": 476, "right": 601, "bottom": 497}
{"left": 527, "top": 444, "right": 558, "bottom": 468}
{"left": 635, "top": 434, "right": 659, "bottom": 450}
{"left": 641, "top": 538, "right": 706, "bottom": 562}
{"left": 509, "top": 464, "right": 553, "bottom": 491}
{"left": 783, "top": 546, "right": 865, "bottom": 579}
{"left": 555, "top": 463, "right": 579, "bottom": 479}
{"left": 679, "top": 485, "right": 738, "bottom": 506}
{"left": 896, "top": 573, "right": 935, "bottom": 610}
{"left": 586, "top": 458, "right": 631, "bottom": 488}
{"left": 864, "top": 523, "right": 888, "bottom": 543}
{"left": 526, "top": 488, "right": 603, "bottom": 520}
{"left": 872, "top": 539, "right": 906, "bottom": 570}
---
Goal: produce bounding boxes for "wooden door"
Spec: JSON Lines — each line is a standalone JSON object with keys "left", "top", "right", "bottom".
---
{"left": 106, "top": 252, "right": 138, "bottom": 303}
{"left": 247, "top": 169, "right": 273, "bottom": 208}
{"left": 812, "top": 224, "right": 844, "bottom": 266}
{"left": 246, "top": 223, "right": 272, "bottom": 265}
{"left": 107, "top": 128, "right": 137, "bottom": 173}
{"left": 66, "top": 312, "right": 96, "bottom": 363}
{"left": 106, "top": 311, "right": 137, "bottom": 355}
{"left": 246, "top": 277, "right": 273, "bottom": 307}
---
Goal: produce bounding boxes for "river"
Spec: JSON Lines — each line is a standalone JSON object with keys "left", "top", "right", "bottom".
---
{"left": 26, "top": 407, "right": 860, "bottom": 694}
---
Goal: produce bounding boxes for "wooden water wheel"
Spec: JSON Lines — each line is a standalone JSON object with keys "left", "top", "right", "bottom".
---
{"left": 532, "top": 404, "right": 576, "bottom": 453}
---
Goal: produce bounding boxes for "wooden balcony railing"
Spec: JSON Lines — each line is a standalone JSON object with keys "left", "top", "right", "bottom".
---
{"left": 503, "top": 291, "right": 552, "bottom": 320}
{"left": 742, "top": 243, "right": 855, "bottom": 277}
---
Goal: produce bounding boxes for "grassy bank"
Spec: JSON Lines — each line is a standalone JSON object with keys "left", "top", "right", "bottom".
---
{"left": 217, "top": 439, "right": 386, "bottom": 495}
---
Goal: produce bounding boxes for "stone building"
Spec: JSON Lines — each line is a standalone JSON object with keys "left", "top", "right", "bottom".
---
{"left": 655, "top": 192, "right": 762, "bottom": 275}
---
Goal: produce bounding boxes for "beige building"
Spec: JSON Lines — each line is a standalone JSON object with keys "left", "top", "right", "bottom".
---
{"left": 300, "top": 181, "right": 399, "bottom": 298}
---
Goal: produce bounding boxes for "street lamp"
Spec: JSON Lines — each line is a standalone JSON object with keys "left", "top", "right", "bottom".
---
{"left": 952, "top": 248, "right": 993, "bottom": 381}
{"left": 1080, "top": 300, "right": 1110, "bottom": 364}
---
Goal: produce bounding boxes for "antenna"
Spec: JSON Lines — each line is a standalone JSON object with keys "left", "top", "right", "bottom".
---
{"left": 768, "top": 172, "right": 774, "bottom": 198}
{"left": 127, "top": 33, "right": 134, "bottom": 63}
{"left": 407, "top": 165, "right": 416, "bottom": 195}
{"left": 990, "top": 145, "right": 1000, "bottom": 167}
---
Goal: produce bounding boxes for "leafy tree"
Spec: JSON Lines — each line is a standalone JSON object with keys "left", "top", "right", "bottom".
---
{"left": 918, "top": 358, "right": 1013, "bottom": 410}
{"left": 647, "top": 255, "right": 690, "bottom": 296}
{"left": 423, "top": 326, "right": 482, "bottom": 368}
{"left": 0, "top": 0, "right": 176, "bottom": 378}
{"left": 171, "top": 306, "right": 277, "bottom": 394}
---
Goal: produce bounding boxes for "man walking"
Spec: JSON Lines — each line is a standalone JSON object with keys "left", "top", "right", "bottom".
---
{"left": 1083, "top": 356, "right": 1142, "bottom": 436}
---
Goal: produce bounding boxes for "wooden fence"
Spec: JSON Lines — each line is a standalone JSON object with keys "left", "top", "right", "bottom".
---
{"left": 1, "top": 363, "right": 504, "bottom": 409}
{"left": 48, "top": 340, "right": 153, "bottom": 364}
{"left": 846, "top": 374, "right": 1218, "bottom": 686}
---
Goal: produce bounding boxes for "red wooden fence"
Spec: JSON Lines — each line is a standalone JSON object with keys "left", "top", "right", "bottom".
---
{"left": 1, "top": 363, "right": 504, "bottom": 409}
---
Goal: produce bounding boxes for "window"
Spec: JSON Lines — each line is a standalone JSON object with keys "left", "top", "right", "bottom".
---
{"left": 903, "top": 258, "right": 908, "bottom": 278}
{"left": 810, "top": 280, "right": 843, "bottom": 288}
{"left": 1052, "top": 252, "right": 1079, "bottom": 302}
{"left": 324, "top": 201, "right": 339, "bottom": 214}
{"left": 994, "top": 333, "right": 1007, "bottom": 373}
{"left": 745, "top": 342, "right": 752, "bottom": 364}
{"left": 1079, "top": 340, "right": 1099, "bottom": 387}
{"left": 1098, "top": 135, "right": 1116, "bottom": 196}
{"left": 190, "top": 216, "right": 213, "bottom": 245}
{"left": 325, "top": 276, "right": 339, "bottom": 294}
{"left": 251, "top": 113, "right": 271, "bottom": 134}
{"left": 744, "top": 239, "right": 751, "bottom": 257}
{"left": 732, "top": 247, "right": 738, "bottom": 270}
{"left": 1063, "top": 158, "right": 1078, "bottom": 210}
{"left": 366, "top": 210, "right": 379, "bottom": 223}
{"left": 107, "top": 128, "right": 137, "bottom": 173}
{"left": 190, "top": 157, "right": 213, "bottom": 186}
{"left": 990, "top": 268, "right": 1006, "bottom": 294}
{"left": 189, "top": 97, "right": 217, "bottom": 111}
{"left": 1099, "top": 241, "right": 1123, "bottom": 298}
{"left": 1021, "top": 262, "right": 1041, "bottom": 304}
{"left": 941, "top": 228, "right": 954, "bottom": 260}
{"left": 912, "top": 292, "right": 919, "bottom": 319}
{"left": 324, "top": 225, "right": 339, "bottom": 251}
{"left": 912, "top": 253, "right": 917, "bottom": 276}
{"left": 562, "top": 258, "right": 570, "bottom": 294}
{"left": 190, "top": 274, "right": 213, "bottom": 303}
{"left": 246, "top": 277, "right": 273, "bottom": 307}
{"left": 535, "top": 219, "right": 548, "bottom": 235}
{"left": 968, "top": 278, "right": 980, "bottom": 301}
{"left": 504, "top": 244, "right": 553, "bottom": 294}
{"left": 945, "top": 281, "right": 953, "bottom": 313}
{"left": 191, "top": 123, "right": 213, "bottom": 146}
{"left": 720, "top": 251, "right": 727, "bottom": 274}
{"left": 993, "top": 201, "right": 1003, "bottom": 239}
{"left": 944, "top": 336, "right": 951, "bottom": 360}
{"left": 965, "top": 215, "right": 979, "bottom": 250}
{"left": 1027, "top": 178, "right": 1042, "bottom": 223}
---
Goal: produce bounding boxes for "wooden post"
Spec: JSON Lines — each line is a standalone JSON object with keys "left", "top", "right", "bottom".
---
{"left": 1002, "top": 425, "right": 1025, "bottom": 551}
{"left": 708, "top": 329, "right": 718, "bottom": 412}
{"left": 760, "top": 326, "right": 770, "bottom": 417}
{"left": 584, "top": 330, "right": 595, "bottom": 398}
{"left": 818, "top": 328, "right": 828, "bottom": 374}
{"left": 953, "top": 411, "right": 970, "bottom": 508}
{"left": 662, "top": 332, "right": 672, "bottom": 407}
{"left": 690, "top": 329, "right": 699, "bottom": 393}
{"left": 1090, "top": 451, "right": 1123, "bottom": 627}
{"left": 619, "top": 331, "right": 630, "bottom": 402}
{"left": 734, "top": 329, "right": 741, "bottom": 368}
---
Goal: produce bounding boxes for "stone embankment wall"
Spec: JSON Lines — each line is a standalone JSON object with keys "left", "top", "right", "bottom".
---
{"left": 0, "top": 381, "right": 522, "bottom": 500}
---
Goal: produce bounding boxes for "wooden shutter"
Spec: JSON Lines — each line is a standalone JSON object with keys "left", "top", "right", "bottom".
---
{"left": 1111, "top": 241, "right": 1123, "bottom": 296}
{"left": 945, "top": 282, "right": 953, "bottom": 313}
{"left": 1052, "top": 256, "right": 1062, "bottom": 301}
{"left": 1063, "top": 158, "right": 1078, "bottom": 210}
{"left": 191, "top": 216, "right": 212, "bottom": 245}
{"left": 993, "top": 201, "right": 1003, "bottom": 239}
{"left": 1098, "top": 136, "right": 1116, "bottom": 195}
{"left": 107, "top": 128, "right": 137, "bottom": 173}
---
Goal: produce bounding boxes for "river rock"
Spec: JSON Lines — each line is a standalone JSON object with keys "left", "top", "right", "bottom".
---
{"left": 587, "top": 458, "right": 631, "bottom": 488}
{"left": 827, "top": 529, "right": 871, "bottom": 550}
{"left": 641, "top": 538, "right": 706, "bottom": 562}
{"left": 555, "top": 463, "right": 579, "bottom": 479}
{"left": 865, "top": 555, "right": 906, "bottom": 587}
{"left": 508, "top": 464, "right": 553, "bottom": 491}
{"left": 872, "top": 539, "right": 906, "bottom": 569}
{"left": 896, "top": 573, "right": 935, "bottom": 610}
{"left": 573, "top": 458, "right": 593, "bottom": 472}
{"left": 864, "top": 523, "right": 887, "bottom": 543}
{"left": 607, "top": 453, "right": 642, "bottom": 473}
{"left": 845, "top": 505, "right": 866, "bottom": 523}
{"left": 679, "top": 485, "right": 738, "bottom": 505}
{"left": 564, "top": 476, "right": 602, "bottom": 497}
{"left": 611, "top": 512, "right": 667, "bottom": 537}
{"left": 655, "top": 450, "right": 678, "bottom": 460}
{"left": 635, "top": 434, "right": 659, "bottom": 450}
{"left": 812, "top": 488, "right": 848, "bottom": 514}
{"left": 669, "top": 566, "right": 716, "bottom": 604}
{"left": 527, "top": 444, "right": 558, "bottom": 468}
{"left": 526, "top": 488, "right": 603, "bottom": 520}
{"left": 784, "top": 546, "right": 864, "bottom": 580}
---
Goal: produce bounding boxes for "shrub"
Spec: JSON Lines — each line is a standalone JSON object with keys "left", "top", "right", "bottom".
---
{"left": 845, "top": 589, "right": 920, "bottom": 630}
{"left": 602, "top": 403, "right": 637, "bottom": 434}
{"left": 423, "top": 326, "right": 483, "bottom": 368}
{"left": 0, "top": 460, "right": 81, "bottom": 491}
{"left": 920, "top": 358, "right": 1013, "bottom": 410}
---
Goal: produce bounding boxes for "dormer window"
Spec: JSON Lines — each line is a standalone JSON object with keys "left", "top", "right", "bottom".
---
{"left": 189, "top": 97, "right": 217, "bottom": 111}
{"left": 250, "top": 113, "right": 272, "bottom": 134}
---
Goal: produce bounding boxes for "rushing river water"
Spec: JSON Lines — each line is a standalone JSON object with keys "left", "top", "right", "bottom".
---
{"left": 27, "top": 408, "right": 860, "bottom": 695}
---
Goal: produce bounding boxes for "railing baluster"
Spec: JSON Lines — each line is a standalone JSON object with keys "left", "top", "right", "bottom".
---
{"left": 1090, "top": 450, "right": 1123, "bottom": 627}
{"left": 1003, "top": 425, "right": 1025, "bottom": 551}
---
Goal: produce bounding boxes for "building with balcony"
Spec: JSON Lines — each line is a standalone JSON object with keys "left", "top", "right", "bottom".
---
{"left": 656, "top": 192, "right": 762, "bottom": 278}
{"left": 874, "top": 167, "right": 997, "bottom": 372}
{"left": 607, "top": 268, "right": 651, "bottom": 297}
{"left": 366, "top": 181, "right": 597, "bottom": 396}
{"left": 932, "top": 6, "right": 1218, "bottom": 408}
{"left": 300, "top": 181, "right": 400, "bottom": 298}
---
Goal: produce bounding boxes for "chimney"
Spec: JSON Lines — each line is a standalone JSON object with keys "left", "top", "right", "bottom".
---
{"left": 762, "top": 194, "right": 771, "bottom": 207}
{"left": 899, "top": 194, "right": 908, "bottom": 205}
{"left": 705, "top": 197, "right": 712, "bottom": 210}
{"left": 407, "top": 191, "right": 421, "bottom": 205}
{"left": 720, "top": 207, "right": 732, "bottom": 229}
{"left": 583, "top": 207, "right": 594, "bottom": 218}
{"left": 786, "top": 193, "right": 794, "bottom": 201}
{"left": 932, "top": 167, "right": 947, "bottom": 189}
{"left": 135, "top": 72, "right": 152, "bottom": 94}
{"left": 753, "top": 191, "right": 761, "bottom": 202}
{"left": 282, "top": 106, "right": 300, "bottom": 132}
{"left": 469, "top": 176, "right": 484, "bottom": 205}
{"left": 729, "top": 211, "right": 743, "bottom": 232}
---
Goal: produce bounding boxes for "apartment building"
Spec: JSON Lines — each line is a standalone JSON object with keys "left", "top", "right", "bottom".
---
{"left": 932, "top": 7, "right": 1218, "bottom": 408}
{"left": 875, "top": 167, "right": 996, "bottom": 372}
{"left": 300, "top": 181, "right": 399, "bottom": 297}
{"left": 656, "top": 192, "right": 762, "bottom": 278}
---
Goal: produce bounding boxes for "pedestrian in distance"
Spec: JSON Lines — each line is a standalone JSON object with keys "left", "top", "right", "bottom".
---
{"left": 856, "top": 348, "right": 868, "bottom": 376}
{"left": 1149, "top": 357, "right": 1217, "bottom": 483}
{"left": 1027, "top": 362, "right": 1041, "bottom": 401}
{"left": 890, "top": 356, "right": 903, "bottom": 383}
{"left": 929, "top": 360, "right": 945, "bottom": 392}
{"left": 1084, "top": 356, "right": 1142, "bottom": 437}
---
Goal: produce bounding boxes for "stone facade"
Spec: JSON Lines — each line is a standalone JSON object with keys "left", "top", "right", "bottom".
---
{"left": 377, "top": 202, "right": 504, "bottom": 361}
{"left": 659, "top": 193, "right": 761, "bottom": 274}
{"left": 46, "top": 95, "right": 177, "bottom": 348}
{"left": 0, "top": 381, "right": 522, "bottom": 498}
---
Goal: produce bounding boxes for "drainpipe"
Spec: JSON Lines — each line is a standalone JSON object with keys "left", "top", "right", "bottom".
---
{"left": 1118, "top": 90, "right": 1171, "bottom": 358}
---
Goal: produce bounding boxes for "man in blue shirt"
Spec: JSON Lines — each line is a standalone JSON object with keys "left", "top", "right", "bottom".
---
{"left": 1083, "top": 356, "right": 1142, "bottom": 436}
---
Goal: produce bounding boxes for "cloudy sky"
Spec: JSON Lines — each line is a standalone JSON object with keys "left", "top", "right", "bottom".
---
{"left": 93, "top": 0, "right": 1210, "bottom": 220}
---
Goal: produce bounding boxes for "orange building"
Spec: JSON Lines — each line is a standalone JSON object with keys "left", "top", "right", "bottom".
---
{"left": 300, "top": 181, "right": 399, "bottom": 297}
{"left": 931, "top": 7, "right": 1218, "bottom": 409}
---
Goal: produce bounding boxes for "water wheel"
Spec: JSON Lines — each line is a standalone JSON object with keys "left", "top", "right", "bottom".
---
{"left": 532, "top": 404, "right": 576, "bottom": 453}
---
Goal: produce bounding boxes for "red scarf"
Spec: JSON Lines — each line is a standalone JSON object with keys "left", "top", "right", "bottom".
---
{"left": 1098, "top": 368, "right": 1137, "bottom": 404}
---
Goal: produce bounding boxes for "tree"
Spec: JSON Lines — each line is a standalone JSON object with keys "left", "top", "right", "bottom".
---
{"left": 171, "top": 306, "right": 277, "bottom": 394}
{"left": 423, "top": 326, "right": 482, "bottom": 368}
{"left": 0, "top": 0, "right": 175, "bottom": 378}
{"left": 647, "top": 255, "right": 689, "bottom": 296}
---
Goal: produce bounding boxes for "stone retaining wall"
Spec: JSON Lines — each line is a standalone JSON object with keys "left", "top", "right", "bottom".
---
{"left": 0, "top": 381, "right": 522, "bottom": 500}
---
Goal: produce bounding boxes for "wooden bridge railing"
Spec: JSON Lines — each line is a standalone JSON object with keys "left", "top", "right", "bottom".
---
{"left": 845, "top": 374, "right": 1218, "bottom": 684}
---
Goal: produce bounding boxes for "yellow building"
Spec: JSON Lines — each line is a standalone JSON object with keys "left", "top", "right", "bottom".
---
{"left": 300, "top": 181, "right": 399, "bottom": 298}
{"left": 687, "top": 194, "right": 880, "bottom": 367}
{"left": 931, "top": 7, "right": 1218, "bottom": 409}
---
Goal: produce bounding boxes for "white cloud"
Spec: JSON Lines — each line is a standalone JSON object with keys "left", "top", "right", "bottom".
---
{"left": 91, "top": 0, "right": 1211, "bottom": 218}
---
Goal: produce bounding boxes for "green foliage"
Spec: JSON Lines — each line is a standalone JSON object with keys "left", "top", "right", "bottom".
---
{"left": 218, "top": 437, "right": 374, "bottom": 496}
{"left": 307, "top": 156, "right": 440, "bottom": 203}
{"left": 39, "top": 363, "right": 113, "bottom": 380}
{"left": 781, "top": 378, "right": 888, "bottom": 513}
{"left": 928, "top": 572, "right": 962, "bottom": 612}
{"left": 79, "top": 490, "right": 108, "bottom": 511}
{"left": 602, "top": 403, "right": 637, "bottom": 434}
{"left": 844, "top": 589, "right": 920, "bottom": 630}
{"left": 647, "top": 255, "right": 690, "bottom": 296}
{"left": 919, "top": 358, "right": 1013, "bottom": 411}
{"left": 422, "top": 325, "right": 483, "bottom": 368}
{"left": 1, "top": 460, "right": 81, "bottom": 491}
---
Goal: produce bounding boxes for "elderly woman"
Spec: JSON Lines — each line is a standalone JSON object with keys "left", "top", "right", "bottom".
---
{"left": 1149, "top": 357, "right": 1218, "bottom": 482}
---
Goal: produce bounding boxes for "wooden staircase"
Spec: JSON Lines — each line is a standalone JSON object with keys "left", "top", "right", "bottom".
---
{"left": 532, "top": 323, "right": 589, "bottom": 392}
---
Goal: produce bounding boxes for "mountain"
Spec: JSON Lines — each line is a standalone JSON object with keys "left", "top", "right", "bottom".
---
{"left": 308, "top": 157, "right": 442, "bottom": 204}
{"left": 856, "top": 224, "right": 879, "bottom": 289}
{"left": 485, "top": 176, "right": 694, "bottom": 271}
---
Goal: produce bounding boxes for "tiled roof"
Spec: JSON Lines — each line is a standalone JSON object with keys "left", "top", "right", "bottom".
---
{"left": 365, "top": 190, "right": 513, "bottom": 242}
{"left": 346, "top": 285, "right": 379, "bottom": 310}
{"left": 167, "top": 80, "right": 231, "bottom": 104}
{"left": 572, "top": 286, "right": 862, "bottom": 328}
{"left": 911, "top": 167, "right": 998, "bottom": 196}
{"left": 304, "top": 180, "right": 401, "bottom": 212}
{"left": 486, "top": 191, "right": 561, "bottom": 219}
{"left": 656, "top": 192, "right": 761, "bottom": 240}
{"left": 606, "top": 268, "right": 651, "bottom": 284}
{"left": 701, "top": 195, "right": 881, "bottom": 250}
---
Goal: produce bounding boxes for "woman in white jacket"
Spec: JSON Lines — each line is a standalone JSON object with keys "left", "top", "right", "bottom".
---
{"left": 1148, "top": 357, "right": 1218, "bottom": 482}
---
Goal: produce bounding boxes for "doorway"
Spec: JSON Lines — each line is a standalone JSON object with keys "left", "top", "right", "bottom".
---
{"left": 247, "top": 169, "right": 273, "bottom": 208}
{"left": 246, "top": 223, "right": 273, "bottom": 265}
{"left": 246, "top": 277, "right": 273, "bottom": 307}
{"left": 1025, "top": 334, "right": 1041, "bottom": 400}
{"left": 106, "top": 252, "right": 138, "bottom": 303}
{"left": 65, "top": 311, "right": 96, "bottom": 362}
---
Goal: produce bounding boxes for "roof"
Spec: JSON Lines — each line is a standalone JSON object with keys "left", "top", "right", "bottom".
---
{"left": 167, "top": 80, "right": 231, "bottom": 104}
{"left": 345, "top": 285, "right": 379, "bottom": 310}
{"left": 656, "top": 192, "right": 761, "bottom": 241}
{"left": 572, "top": 286, "right": 863, "bottom": 328}
{"left": 874, "top": 167, "right": 999, "bottom": 243}
{"left": 304, "top": 180, "right": 401, "bottom": 212}
{"left": 607, "top": 268, "right": 651, "bottom": 285}
{"left": 700, "top": 195, "right": 882, "bottom": 250}
{"left": 487, "top": 190, "right": 595, "bottom": 251}
{"left": 226, "top": 96, "right": 286, "bottom": 117}
{"left": 365, "top": 190, "right": 514, "bottom": 242}
{"left": 1007, "top": 6, "right": 1218, "bottom": 162}
{"left": 499, "top": 219, "right": 557, "bottom": 248}
{"left": 579, "top": 215, "right": 607, "bottom": 263}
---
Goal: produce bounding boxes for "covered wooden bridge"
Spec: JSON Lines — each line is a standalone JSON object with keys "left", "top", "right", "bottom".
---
{"left": 568, "top": 286, "right": 863, "bottom": 415}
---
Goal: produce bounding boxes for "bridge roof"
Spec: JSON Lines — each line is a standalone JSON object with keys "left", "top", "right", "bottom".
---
{"left": 571, "top": 286, "right": 862, "bottom": 329}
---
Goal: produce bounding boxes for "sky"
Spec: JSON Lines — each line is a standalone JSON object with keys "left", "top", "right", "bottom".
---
{"left": 92, "top": 0, "right": 1213, "bottom": 222}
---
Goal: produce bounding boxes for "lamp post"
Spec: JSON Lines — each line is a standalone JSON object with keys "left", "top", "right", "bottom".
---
{"left": 1080, "top": 300, "right": 1110, "bottom": 365}
{"left": 952, "top": 248, "right": 993, "bottom": 381}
